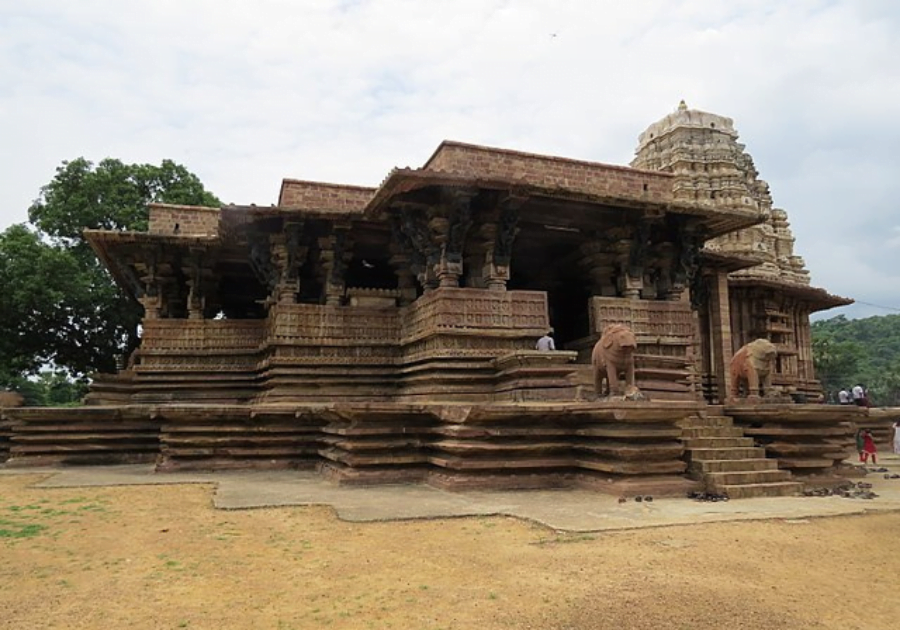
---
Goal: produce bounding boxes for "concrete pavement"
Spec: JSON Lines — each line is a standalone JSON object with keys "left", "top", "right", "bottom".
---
{"left": 2, "top": 455, "right": 899, "bottom": 533}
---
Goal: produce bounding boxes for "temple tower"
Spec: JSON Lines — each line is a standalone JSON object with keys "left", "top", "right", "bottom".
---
{"left": 632, "top": 102, "right": 847, "bottom": 399}
{"left": 632, "top": 100, "right": 809, "bottom": 286}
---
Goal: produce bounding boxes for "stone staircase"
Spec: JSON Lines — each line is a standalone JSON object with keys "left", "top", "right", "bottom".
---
{"left": 681, "top": 412, "right": 803, "bottom": 499}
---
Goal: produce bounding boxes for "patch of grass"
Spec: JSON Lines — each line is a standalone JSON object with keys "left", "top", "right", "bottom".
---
{"left": 60, "top": 497, "right": 89, "bottom": 504}
{"left": 0, "top": 496, "right": 114, "bottom": 543}
{"left": 0, "top": 520, "right": 48, "bottom": 539}
{"left": 533, "top": 533, "right": 597, "bottom": 546}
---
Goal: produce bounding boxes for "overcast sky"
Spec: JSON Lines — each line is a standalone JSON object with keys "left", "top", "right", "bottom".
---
{"left": 1, "top": 0, "right": 898, "bottom": 320}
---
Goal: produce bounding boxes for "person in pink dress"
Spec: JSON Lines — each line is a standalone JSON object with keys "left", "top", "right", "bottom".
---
{"left": 861, "top": 429, "right": 878, "bottom": 465}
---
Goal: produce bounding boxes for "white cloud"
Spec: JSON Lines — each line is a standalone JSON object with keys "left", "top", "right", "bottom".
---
{"left": 2, "top": 0, "right": 899, "bottom": 317}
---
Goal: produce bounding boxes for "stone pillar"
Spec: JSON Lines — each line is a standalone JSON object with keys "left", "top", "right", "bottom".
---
{"left": 320, "top": 224, "right": 352, "bottom": 306}
{"left": 708, "top": 270, "right": 734, "bottom": 399}
{"left": 435, "top": 189, "right": 474, "bottom": 288}
{"left": 483, "top": 199, "right": 520, "bottom": 291}
{"left": 475, "top": 221, "right": 507, "bottom": 291}
{"left": 623, "top": 219, "right": 653, "bottom": 299}
{"left": 139, "top": 294, "right": 162, "bottom": 320}
{"left": 390, "top": 253, "right": 418, "bottom": 306}
{"left": 578, "top": 241, "right": 616, "bottom": 297}
{"left": 270, "top": 222, "right": 308, "bottom": 305}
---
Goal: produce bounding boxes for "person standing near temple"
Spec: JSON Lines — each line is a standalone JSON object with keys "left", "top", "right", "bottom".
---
{"left": 838, "top": 388, "right": 851, "bottom": 405}
{"left": 893, "top": 420, "right": 900, "bottom": 455}
{"left": 536, "top": 331, "right": 556, "bottom": 351}
{"left": 852, "top": 384, "right": 866, "bottom": 407}
{"left": 855, "top": 428, "right": 866, "bottom": 462}
{"left": 861, "top": 429, "right": 878, "bottom": 465}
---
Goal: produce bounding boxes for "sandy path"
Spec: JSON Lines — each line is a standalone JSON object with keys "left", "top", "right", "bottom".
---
{"left": 1, "top": 474, "right": 897, "bottom": 630}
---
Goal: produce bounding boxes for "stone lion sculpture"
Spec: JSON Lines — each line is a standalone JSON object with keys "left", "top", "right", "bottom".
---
{"left": 591, "top": 324, "right": 642, "bottom": 399}
{"left": 729, "top": 338, "right": 778, "bottom": 399}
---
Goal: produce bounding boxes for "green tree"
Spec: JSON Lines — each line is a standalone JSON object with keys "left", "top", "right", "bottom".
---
{"left": 810, "top": 334, "right": 863, "bottom": 395}
{"left": 4, "top": 371, "right": 88, "bottom": 407}
{"left": 812, "top": 314, "right": 900, "bottom": 405}
{"left": 0, "top": 157, "right": 219, "bottom": 391}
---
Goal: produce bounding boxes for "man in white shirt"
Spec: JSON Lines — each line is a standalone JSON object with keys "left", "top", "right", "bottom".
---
{"left": 838, "top": 388, "right": 850, "bottom": 404}
{"left": 852, "top": 384, "right": 865, "bottom": 406}
{"left": 536, "top": 331, "right": 556, "bottom": 351}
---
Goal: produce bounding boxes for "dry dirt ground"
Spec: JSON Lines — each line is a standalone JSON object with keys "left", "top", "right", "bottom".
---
{"left": 1, "top": 473, "right": 898, "bottom": 630}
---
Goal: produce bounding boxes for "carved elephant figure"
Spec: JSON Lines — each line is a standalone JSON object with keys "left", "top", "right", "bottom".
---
{"left": 591, "top": 324, "right": 638, "bottom": 398}
{"left": 729, "top": 338, "right": 778, "bottom": 399}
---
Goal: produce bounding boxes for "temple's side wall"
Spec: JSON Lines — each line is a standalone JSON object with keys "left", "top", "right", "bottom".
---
{"left": 148, "top": 204, "right": 220, "bottom": 236}
{"left": 278, "top": 180, "right": 374, "bottom": 210}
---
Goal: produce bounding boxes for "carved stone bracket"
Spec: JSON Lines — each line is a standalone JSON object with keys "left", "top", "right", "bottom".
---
{"left": 674, "top": 220, "right": 704, "bottom": 307}
{"left": 248, "top": 232, "right": 277, "bottom": 293}
{"left": 399, "top": 207, "right": 440, "bottom": 291}
{"left": 388, "top": 217, "right": 422, "bottom": 304}
{"left": 492, "top": 197, "right": 522, "bottom": 267}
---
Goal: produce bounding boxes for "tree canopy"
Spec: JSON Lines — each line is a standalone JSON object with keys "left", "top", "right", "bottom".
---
{"left": 811, "top": 314, "right": 900, "bottom": 406}
{"left": 0, "top": 157, "right": 219, "bottom": 393}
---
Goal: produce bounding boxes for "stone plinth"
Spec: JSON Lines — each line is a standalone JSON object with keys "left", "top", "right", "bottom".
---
{"left": 726, "top": 404, "right": 865, "bottom": 475}
{"left": 2, "top": 406, "right": 160, "bottom": 466}
{"left": 492, "top": 351, "right": 578, "bottom": 402}
{"left": 156, "top": 405, "right": 325, "bottom": 472}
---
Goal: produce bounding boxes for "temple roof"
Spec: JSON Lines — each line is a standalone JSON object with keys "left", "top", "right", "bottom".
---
{"left": 728, "top": 276, "right": 853, "bottom": 311}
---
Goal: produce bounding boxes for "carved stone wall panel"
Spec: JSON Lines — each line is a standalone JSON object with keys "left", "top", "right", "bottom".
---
{"left": 141, "top": 320, "right": 267, "bottom": 352}
{"left": 589, "top": 297, "right": 694, "bottom": 340}
{"left": 269, "top": 304, "right": 401, "bottom": 345}
{"left": 401, "top": 288, "right": 548, "bottom": 344}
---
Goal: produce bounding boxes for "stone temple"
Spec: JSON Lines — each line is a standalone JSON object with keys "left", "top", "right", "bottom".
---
{"left": 0, "top": 103, "right": 866, "bottom": 498}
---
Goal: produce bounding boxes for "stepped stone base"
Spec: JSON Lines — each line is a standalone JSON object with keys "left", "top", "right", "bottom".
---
{"left": 681, "top": 413, "right": 803, "bottom": 499}
{"left": 689, "top": 458, "right": 777, "bottom": 474}
{"left": 1, "top": 401, "right": 863, "bottom": 499}
{"left": 575, "top": 473, "right": 699, "bottom": 497}
{"left": 717, "top": 482, "right": 803, "bottom": 499}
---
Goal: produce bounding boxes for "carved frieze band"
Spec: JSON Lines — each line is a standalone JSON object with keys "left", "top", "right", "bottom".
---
{"left": 401, "top": 289, "right": 548, "bottom": 343}
{"left": 589, "top": 297, "right": 694, "bottom": 339}
{"left": 141, "top": 320, "right": 267, "bottom": 352}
